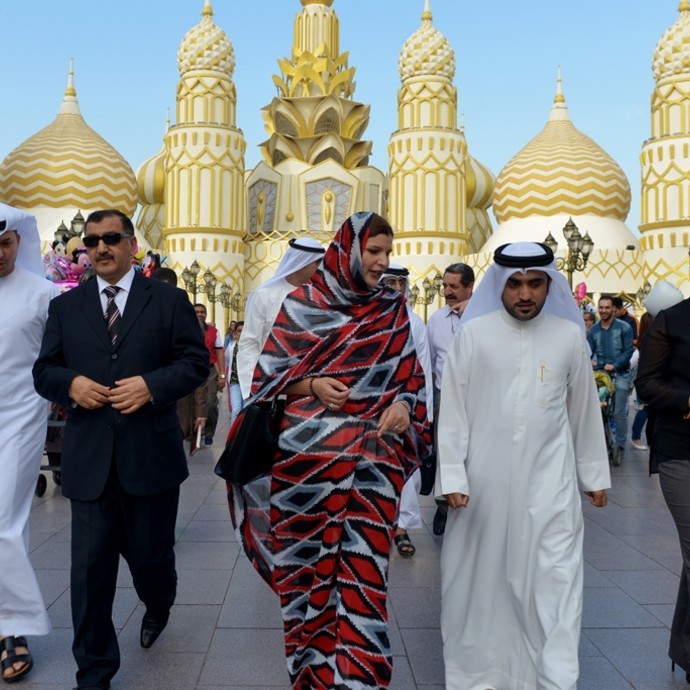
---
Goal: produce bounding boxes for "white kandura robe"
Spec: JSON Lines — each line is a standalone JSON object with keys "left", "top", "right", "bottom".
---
{"left": 398, "top": 308, "right": 433, "bottom": 531}
{"left": 436, "top": 309, "right": 610, "bottom": 690}
{"left": 0, "top": 267, "right": 56, "bottom": 636}
{"left": 237, "top": 278, "right": 295, "bottom": 399}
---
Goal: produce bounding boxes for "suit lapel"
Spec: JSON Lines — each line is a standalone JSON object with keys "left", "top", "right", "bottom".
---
{"left": 81, "top": 279, "right": 111, "bottom": 349}
{"left": 114, "top": 272, "right": 151, "bottom": 350}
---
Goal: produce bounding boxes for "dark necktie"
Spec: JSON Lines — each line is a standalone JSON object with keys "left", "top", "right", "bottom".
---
{"left": 104, "top": 285, "right": 122, "bottom": 344}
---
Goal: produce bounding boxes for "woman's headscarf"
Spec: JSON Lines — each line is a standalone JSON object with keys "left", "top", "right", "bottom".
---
{"left": 251, "top": 212, "right": 427, "bottom": 438}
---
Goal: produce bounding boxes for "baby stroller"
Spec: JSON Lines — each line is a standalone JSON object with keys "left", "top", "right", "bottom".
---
{"left": 37, "top": 403, "right": 66, "bottom": 496}
{"left": 594, "top": 371, "right": 617, "bottom": 465}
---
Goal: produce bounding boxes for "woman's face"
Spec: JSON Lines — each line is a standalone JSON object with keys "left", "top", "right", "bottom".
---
{"left": 361, "top": 233, "right": 392, "bottom": 288}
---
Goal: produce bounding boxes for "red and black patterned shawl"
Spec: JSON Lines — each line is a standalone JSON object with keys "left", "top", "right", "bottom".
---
{"left": 229, "top": 212, "right": 430, "bottom": 586}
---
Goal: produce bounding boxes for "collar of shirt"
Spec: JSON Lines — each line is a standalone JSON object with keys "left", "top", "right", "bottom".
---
{"left": 96, "top": 267, "right": 136, "bottom": 316}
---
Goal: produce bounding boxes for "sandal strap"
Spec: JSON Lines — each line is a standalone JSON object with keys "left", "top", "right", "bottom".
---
{"left": 1, "top": 636, "right": 31, "bottom": 672}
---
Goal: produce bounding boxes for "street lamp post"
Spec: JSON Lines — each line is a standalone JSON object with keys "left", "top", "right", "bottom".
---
{"left": 181, "top": 261, "right": 221, "bottom": 321}
{"left": 229, "top": 291, "right": 246, "bottom": 321}
{"left": 543, "top": 217, "right": 594, "bottom": 290}
{"left": 408, "top": 272, "right": 443, "bottom": 322}
{"left": 217, "top": 282, "right": 232, "bottom": 324}
{"left": 181, "top": 260, "right": 202, "bottom": 303}
{"left": 636, "top": 280, "right": 651, "bottom": 311}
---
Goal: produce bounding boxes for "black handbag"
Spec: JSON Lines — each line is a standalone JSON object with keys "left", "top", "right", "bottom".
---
{"left": 419, "top": 449, "right": 436, "bottom": 496}
{"left": 214, "top": 398, "right": 286, "bottom": 486}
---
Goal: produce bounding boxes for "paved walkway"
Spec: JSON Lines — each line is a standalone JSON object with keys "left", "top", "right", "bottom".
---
{"left": 19, "top": 406, "right": 689, "bottom": 689}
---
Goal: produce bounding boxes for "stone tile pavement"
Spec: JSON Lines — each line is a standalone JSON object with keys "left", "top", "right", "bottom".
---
{"left": 18, "top": 407, "right": 690, "bottom": 689}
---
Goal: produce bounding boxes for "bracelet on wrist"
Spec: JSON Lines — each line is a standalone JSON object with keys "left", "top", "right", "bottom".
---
{"left": 397, "top": 399, "right": 412, "bottom": 415}
{"left": 309, "top": 376, "right": 317, "bottom": 397}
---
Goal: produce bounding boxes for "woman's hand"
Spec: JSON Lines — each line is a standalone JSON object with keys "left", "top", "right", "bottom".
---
{"left": 312, "top": 377, "right": 350, "bottom": 411}
{"left": 377, "top": 401, "right": 411, "bottom": 436}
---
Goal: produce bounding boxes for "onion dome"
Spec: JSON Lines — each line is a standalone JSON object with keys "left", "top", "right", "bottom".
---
{"left": 178, "top": 0, "right": 235, "bottom": 76}
{"left": 653, "top": 1, "right": 690, "bottom": 80}
{"left": 466, "top": 154, "right": 495, "bottom": 209}
{"left": 399, "top": 0, "right": 455, "bottom": 81}
{"left": 136, "top": 115, "right": 168, "bottom": 205}
{"left": 492, "top": 72, "right": 631, "bottom": 223}
{"left": 0, "top": 61, "right": 137, "bottom": 214}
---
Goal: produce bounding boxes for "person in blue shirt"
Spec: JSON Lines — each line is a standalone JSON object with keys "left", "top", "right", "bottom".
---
{"left": 587, "top": 295, "right": 634, "bottom": 464}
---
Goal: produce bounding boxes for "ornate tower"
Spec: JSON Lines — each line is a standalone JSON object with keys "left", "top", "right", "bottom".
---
{"left": 388, "top": 1, "right": 475, "bottom": 289}
{"left": 164, "top": 0, "right": 247, "bottom": 302}
{"left": 244, "top": 0, "right": 385, "bottom": 292}
{"left": 640, "top": 1, "right": 690, "bottom": 292}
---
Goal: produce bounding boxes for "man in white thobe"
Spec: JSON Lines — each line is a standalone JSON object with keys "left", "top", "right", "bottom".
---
{"left": 436, "top": 242, "right": 610, "bottom": 690}
{"left": 237, "top": 237, "right": 325, "bottom": 399}
{"left": 0, "top": 203, "right": 56, "bottom": 682}
{"left": 381, "top": 265, "right": 434, "bottom": 557}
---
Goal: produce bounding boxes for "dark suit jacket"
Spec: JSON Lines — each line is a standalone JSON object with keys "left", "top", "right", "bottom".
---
{"left": 635, "top": 297, "right": 690, "bottom": 460}
{"left": 33, "top": 271, "right": 209, "bottom": 501}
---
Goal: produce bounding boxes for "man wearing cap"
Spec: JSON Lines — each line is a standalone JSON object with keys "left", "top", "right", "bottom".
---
{"left": 380, "top": 265, "right": 434, "bottom": 557}
{"left": 237, "top": 237, "right": 325, "bottom": 399}
{"left": 0, "top": 203, "right": 56, "bottom": 683}
{"left": 436, "top": 242, "right": 610, "bottom": 690}
{"left": 425, "top": 262, "right": 475, "bottom": 535}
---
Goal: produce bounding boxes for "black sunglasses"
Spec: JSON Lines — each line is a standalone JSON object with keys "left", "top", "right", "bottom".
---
{"left": 83, "top": 232, "right": 132, "bottom": 248}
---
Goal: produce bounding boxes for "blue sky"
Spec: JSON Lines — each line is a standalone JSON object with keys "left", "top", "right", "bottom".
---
{"left": 0, "top": 1, "right": 678, "bottom": 234}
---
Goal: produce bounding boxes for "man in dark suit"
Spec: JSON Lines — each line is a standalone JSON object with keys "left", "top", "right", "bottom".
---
{"left": 33, "top": 210, "right": 208, "bottom": 690}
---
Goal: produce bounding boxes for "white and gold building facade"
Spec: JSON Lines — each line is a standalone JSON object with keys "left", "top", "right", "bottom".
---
{"left": 2, "top": 0, "right": 690, "bottom": 329}
{"left": 639, "top": 0, "right": 690, "bottom": 291}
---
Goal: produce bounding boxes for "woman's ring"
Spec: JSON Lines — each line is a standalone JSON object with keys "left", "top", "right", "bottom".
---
{"left": 327, "top": 403, "right": 334, "bottom": 410}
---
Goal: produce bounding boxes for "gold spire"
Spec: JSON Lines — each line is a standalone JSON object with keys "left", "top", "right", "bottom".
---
{"left": 679, "top": 0, "right": 690, "bottom": 12}
{"left": 65, "top": 58, "right": 76, "bottom": 97}
{"left": 422, "top": 0, "right": 432, "bottom": 21}
{"left": 301, "top": 0, "right": 334, "bottom": 6}
{"left": 554, "top": 66, "right": 565, "bottom": 104}
{"left": 60, "top": 59, "right": 80, "bottom": 115}
{"left": 202, "top": 0, "right": 213, "bottom": 18}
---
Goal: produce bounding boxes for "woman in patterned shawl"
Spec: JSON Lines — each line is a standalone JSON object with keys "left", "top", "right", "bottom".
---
{"left": 229, "top": 211, "right": 429, "bottom": 689}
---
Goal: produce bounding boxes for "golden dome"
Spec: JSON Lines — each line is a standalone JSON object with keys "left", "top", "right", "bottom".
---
{"left": 492, "top": 74, "right": 631, "bottom": 223}
{"left": 399, "top": 1, "right": 455, "bottom": 81}
{"left": 137, "top": 118, "right": 167, "bottom": 206}
{"left": 465, "top": 153, "right": 495, "bottom": 210}
{"left": 0, "top": 62, "right": 137, "bottom": 214}
{"left": 653, "top": 2, "right": 690, "bottom": 80}
{"left": 178, "top": 0, "right": 235, "bottom": 76}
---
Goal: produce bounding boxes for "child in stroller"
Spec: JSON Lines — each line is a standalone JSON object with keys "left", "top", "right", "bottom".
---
{"left": 594, "top": 370, "right": 618, "bottom": 465}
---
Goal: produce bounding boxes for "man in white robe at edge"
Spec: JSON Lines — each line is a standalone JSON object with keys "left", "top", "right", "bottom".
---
{"left": 380, "top": 264, "right": 434, "bottom": 557}
{"left": 436, "top": 241, "right": 611, "bottom": 690}
{"left": 0, "top": 203, "right": 57, "bottom": 682}
{"left": 237, "top": 237, "right": 325, "bottom": 399}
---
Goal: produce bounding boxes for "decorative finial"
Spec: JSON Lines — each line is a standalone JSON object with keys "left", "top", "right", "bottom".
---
{"left": 680, "top": 0, "right": 690, "bottom": 11}
{"left": 422, "top": 0, "right": 432, "bottom": 21}
{"left": 65, "top": 58, "right": 76, "bottom": 97}
{"left": 301, "top": 0, "right": 334, "bottom": 6}
{"left": 460, "top": 113, "right": 465, "bottom": 134}
{"left": 60, "top": 57, "right": 80, "bottom": 115}
{"left": 202, "top": 0, "right": 213, "bottom": 18}
{"left": 554, "top": 66, "right": 565, "bottom": 104}
{"left": 165, "top": 108, "right": 171, "bottom": 132}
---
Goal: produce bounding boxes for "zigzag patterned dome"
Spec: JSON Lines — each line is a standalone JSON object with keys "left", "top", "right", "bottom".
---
{"left": 653, "top": 1, "right": 690, "bottom": 80}
{"left": 399, "top": 2, "right": 455, "bottom": 81}
{"left": 493, "top": 80, "right": 631, "bottom": 223}
{"left": 178, "top": 0, "right": 235, "bottom": 76}
{"left": 0, "top": 66, "right": 137, "bottom": 214}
